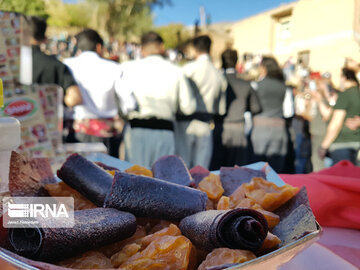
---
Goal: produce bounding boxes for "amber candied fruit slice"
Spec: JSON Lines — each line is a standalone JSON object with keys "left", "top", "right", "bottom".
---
{"left": 217, "top": 196, "right": 230, "bottom": 210}
{"left": 242, "top": 177, "right": 299, "bottom": 211}
{"left": 198, "top": 173, "right": 224, "bottom": 201}
{"left": 234, "top": 198, "right": 280, "bottom": 228}
{"left": 98, "top": 225, "right": 147, "bottom": 257}
{"left": 259, "top": 232, "right": 281, "bottom": 252}
{"left": 119, "top": 235, "right": 192, "bottom": 270}
{"left": 119, "top": 259, "right": 170, "bottom": 270}
{"left": 111, "top": 243, "right": 141, "bottom": 267}
{"left": 107, "top": 170, "right": 117, "bottom": 176}
{"left": 45, "top": 182, "right": 96, "bottom": 210}
{"left": 58, "top": 251, "right": 113, "bottom": 269}
{"left": 125, "top": 165, "right": 153, "bottom": 177}
{"left": 197, "top": 248, "right": 256, "bottom": 270}
{"left": 141, "top": 223, "right": 181, "bottom": 248}
{"left": 229, "top": 185, "right": 246, "bottom": 208}
{"left": 252, "top": 206, "right": 280, "bottom": 229}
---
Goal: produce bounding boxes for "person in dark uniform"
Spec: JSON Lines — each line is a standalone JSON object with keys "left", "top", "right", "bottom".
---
{"left": 210, "top": 49, "right": 261, "bottom": 169}
{"left": 28, "top": 16, "right": 81, "bottom": 107}
{"left": 28, "top": 17, "right": 82, "bottom": 142}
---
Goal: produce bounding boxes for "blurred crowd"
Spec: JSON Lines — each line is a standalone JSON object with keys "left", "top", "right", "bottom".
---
{"left": 29, "top": 17, "right": 360, "bottom": 172}
{"left": 40, "top": 34, "right": 143, "bottom": 63}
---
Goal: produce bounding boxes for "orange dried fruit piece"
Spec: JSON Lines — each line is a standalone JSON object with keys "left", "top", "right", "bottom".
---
{"left": 147, "top": 220, "right": 173, "bottom": 234}
{"left": 45, "top": 182, "right": 96, "bottom": 210}
{"left": 125, "top": 165, "right": 153, "bottom": 177}
{"left": 242, "top": 177, "right": 299, "bottom": 211}
{"left": 111, "top": 243, "right": 141, "bottom": 267}
{"left": 259, "top": 232, "right": 281, "bottom": 252}
{"left": 58, "top": 251, "right": 112, "bottom": 269}
{"left": 107, "top": 170, "right": 116, "bottom": 176}
{"left": 119, "top": 235, "right": 192, "bottom": 270}
{"left": 198, "top": 173, "right": 224, "bottom": 201}
{"left": 229, "top": 185, "right": 246, "bottom": 208}
{"left": 217, "top": 196, "right": 230, "bottom": 210}
{"left": 119, "top": 259, "right": 170, "bottom": 270}
{"left": 141, "top": 223, "right": 181, "bottom": 248}
{"left": 98, "top": 225, "right": 146, "bottom": 257}
{"left": 187, "top": 244, "right": 198, "bottom": 270}
{"left": 234, "top": 198, "right": 280, "bottom": 229}
{"left": 252, "top": 206, "right": 280, "bottom": 229}
{"left": 235, "top": 197, "right": 256, "bottom": 208}
{"left": 197, "top": 248, "right": 256, "bottom": 270}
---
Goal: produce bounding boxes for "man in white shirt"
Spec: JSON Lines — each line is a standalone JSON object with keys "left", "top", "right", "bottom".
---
{"left": 117, "top": 31, "right": 196, "bottom": 167}
{"left": 176, "top": 35, "right": 227, "bottom": 169}
{"left": 64, "top": 29, "right": 135, "bottom": 157}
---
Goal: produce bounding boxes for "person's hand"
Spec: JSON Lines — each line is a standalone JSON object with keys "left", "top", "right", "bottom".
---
{"left": 310, "top": 90, "right": 322, "bottom": 102}
{"left": 345, "top": 115, "right": 360, "bottom": 130}
{"left": 318, "top": 147, "right": 327, "bottom": 160}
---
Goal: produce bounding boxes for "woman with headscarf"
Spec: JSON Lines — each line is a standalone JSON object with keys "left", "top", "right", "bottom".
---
{"left": 250, "top": 56, "right": 288, "bottom": 173}
{"left": 319, "top": 68, "right": 360, "bottom": 165}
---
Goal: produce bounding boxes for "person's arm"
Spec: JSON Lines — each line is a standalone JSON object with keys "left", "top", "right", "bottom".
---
{"left": 177, "top": 73, "right": 196, "bottom": 115}
{"left": 64, "top": 85, "right": 82, "bottom": 108}
{"left": 248, "top": 87, "right": 262, "bottom": 115}
{"left": 345, "top": 115, "right": 360, "bottom": 130}
{"left": 218, "top": 74, "right": 228, "bottom": 116}
{"left": 317, "top": 100, "right": 333, "bottom": 121}
{"left": 311, "top": 90, "right": 333, "bottom": 121}
{"left": 321, "top": 109, "right": 346, "bottom": 150}
{"left": 114, "top": 68, "right": 138, "bottom": 116}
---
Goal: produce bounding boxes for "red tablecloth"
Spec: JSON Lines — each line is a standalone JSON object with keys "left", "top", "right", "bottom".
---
{"left": 280, "top": 160, "right": 360, "bottom": 230}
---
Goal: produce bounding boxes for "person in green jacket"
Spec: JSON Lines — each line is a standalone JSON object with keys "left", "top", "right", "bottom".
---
{"left": 319, "top": 68, "right": 360, "bottom": 165}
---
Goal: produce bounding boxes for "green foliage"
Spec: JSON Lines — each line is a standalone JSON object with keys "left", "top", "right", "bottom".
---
{"left": 47, "top": 0, "right": 91, "bottom": 28}
{"left": 0, "top": 0, "right": 48, "bottom": 18}
{"left": 0, "top": 0, "right": 171, "bottom": 40}
{"left": 88, "top": 0, "right": 170, "bottom": 39}
{"left": 156, "top": 23, "right": 191, "bottom": 49}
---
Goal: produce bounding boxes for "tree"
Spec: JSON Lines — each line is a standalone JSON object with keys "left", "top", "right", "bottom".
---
{"left": 88, "top": 0, "right": 171, "bottom": 39}
{"left": 0, "top": 0, "right": 48, "bottom": 18}
{"left": 46, "top": 0, "right": 91, "bottom": 28}
{"left": 156, "top": 24, "right": 191, "bottom": 49}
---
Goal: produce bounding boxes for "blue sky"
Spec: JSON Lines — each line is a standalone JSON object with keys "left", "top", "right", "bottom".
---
{"left": 64, "top": 0, "right": 296, "bottom": 26}
{"left": 152, "top": 0, "right": 296, "bottom": 26}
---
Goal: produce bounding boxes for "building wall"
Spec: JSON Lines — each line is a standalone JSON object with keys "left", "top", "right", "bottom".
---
{"left": 231, "top": 0, "right": 360, "bottom": 85}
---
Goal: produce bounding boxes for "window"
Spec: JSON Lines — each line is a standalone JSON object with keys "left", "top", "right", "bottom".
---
{"left": 280, "top": 19, "right": 291, "bottom": 40}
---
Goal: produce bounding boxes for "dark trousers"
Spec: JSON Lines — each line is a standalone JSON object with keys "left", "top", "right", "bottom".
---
{"left": 330, "top": 148, "right": 358, "bottom": 165}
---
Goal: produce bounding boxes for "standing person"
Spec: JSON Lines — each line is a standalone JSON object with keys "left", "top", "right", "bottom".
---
{"left": 28, "top": 16, "right": 81, "bottom": 108}
{"left": 117, "top": 31, "right": 196, "bottom": 168}
{"left": 251, "top": 56, "right": 288, "bottom": 173}
{"left": 309, "top": 73, "right": 337, "bottom": 171}
{"left": 64, "top": 29, "right": 135, "bottom": 157}
{"left": 177, "top": 35, "right": 227, "bottom": 169}
{"left": 319, "top": 68, "right": 360, "bottom": 165}
{"left": 217, "top": 49, "right": 261, "bottom": 168}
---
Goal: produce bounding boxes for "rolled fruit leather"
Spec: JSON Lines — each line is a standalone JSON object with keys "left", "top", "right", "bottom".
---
{"left": 8, "top": 208, "right": 136, "bottom": 262}
{"left": 104, "top": 171, "right": 208, "bottom": 221}
{"left": 179, "top": 209, "right": 268, "bottom": 252}
{"left": 57, "top": 153, "right": 113, "bottom": 206}
{"left": 0, "top": 117, "right": 20, "bottom": 194}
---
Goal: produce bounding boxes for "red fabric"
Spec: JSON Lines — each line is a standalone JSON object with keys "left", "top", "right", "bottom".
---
{"left": 279, "top": 161, "right": 360, "bottom": 230}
